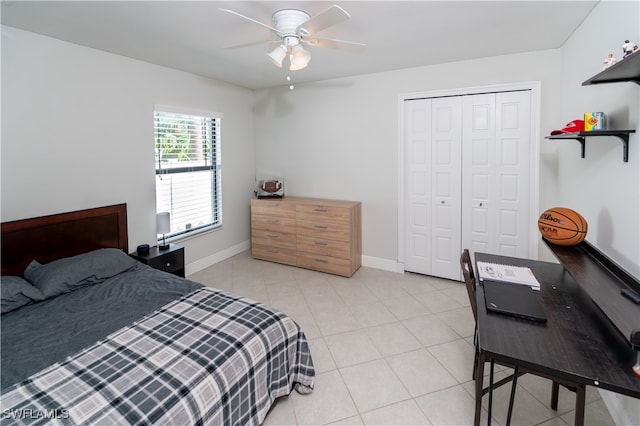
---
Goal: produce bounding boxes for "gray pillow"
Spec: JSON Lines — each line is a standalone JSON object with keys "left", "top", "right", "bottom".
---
{"left": 24, "top": 248, "right": 139, "bottom": 299}
{"left": 1, "top": 276, "right": 45, "bottom": 314}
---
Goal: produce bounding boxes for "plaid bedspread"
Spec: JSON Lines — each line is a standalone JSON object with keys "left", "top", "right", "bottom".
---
{"left": 1, "top": 288, "right": 315, "bottom": 425}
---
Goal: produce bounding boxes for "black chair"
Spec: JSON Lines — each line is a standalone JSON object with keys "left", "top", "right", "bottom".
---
{"left": 460, "top": 249, "right": 479, "bottom": 378}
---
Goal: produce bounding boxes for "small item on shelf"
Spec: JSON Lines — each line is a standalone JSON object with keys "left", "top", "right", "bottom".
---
{"left": 620, "top": 288, "right": 640, "bottom": 305}
{"left": 622, "top": 39, "right": 638, "bottom": 59}
{"left": 550, "top": 119, "right": 584, "bottom": 135}
{"left": 584, "top": 112, "right": 605, "bottom": 132}
{"left": 603, "top": 53, "right": 617, "bottom": 69}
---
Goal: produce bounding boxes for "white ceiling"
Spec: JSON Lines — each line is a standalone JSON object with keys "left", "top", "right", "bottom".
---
{"left": 1, "top": 1, "right": 599, "bottom": 90}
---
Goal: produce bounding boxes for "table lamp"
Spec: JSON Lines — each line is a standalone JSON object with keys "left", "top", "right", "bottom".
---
{"left": 156, "top": 212, "right": 170, "bottom": 250}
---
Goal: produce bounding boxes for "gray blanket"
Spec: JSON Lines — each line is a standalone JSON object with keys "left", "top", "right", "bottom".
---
{"left": 1, "top": 264, "right": 202, "bottom": 390}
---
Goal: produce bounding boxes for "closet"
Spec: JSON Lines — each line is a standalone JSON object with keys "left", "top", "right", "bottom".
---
{"left": 403, "top": 90, "right": 532, "bottom": 280}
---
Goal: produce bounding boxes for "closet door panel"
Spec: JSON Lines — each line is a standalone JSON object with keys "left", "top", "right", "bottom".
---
{"left": 462, "top": 94, "right": 496, "bottom": 255}
{"left": 495, "top": 91, "right": 531, "bottom": 257}
{"left": 430, "top": 97, "right": 462, "bottom": 280}
{"left": 404, "top": 99, "right": 432, "bottom": 275}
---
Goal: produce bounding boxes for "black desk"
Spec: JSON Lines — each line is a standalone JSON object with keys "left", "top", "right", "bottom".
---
{"left": 474, "top": 252, "right": 640, "bottom": 426}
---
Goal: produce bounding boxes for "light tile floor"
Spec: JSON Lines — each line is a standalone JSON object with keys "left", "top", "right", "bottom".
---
{"left": 188, "top": 251, "right": 614, "bottom": 426}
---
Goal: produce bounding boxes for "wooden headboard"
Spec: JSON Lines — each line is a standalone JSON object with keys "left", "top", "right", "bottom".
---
{"left": 1, "top": 204, "right": 128, "bottom": 276}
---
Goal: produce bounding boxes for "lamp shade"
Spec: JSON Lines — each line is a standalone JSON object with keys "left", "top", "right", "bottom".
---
{"left": 289, "top": 44, "right": 310, "bottom": 70}
{"left": 266, "top": 45, "right": 287, "bottom": 67}
{"left": 156, "top": 212, "right": 170, "bottom": 235}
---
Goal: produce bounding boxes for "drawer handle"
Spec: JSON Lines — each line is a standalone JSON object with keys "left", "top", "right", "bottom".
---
{"left": 314, "top": 258, "right": 328, "bottom": 263}
{"left": 314, "top": 224, "right": 328, "bottom": 229}
{"left": 266, "top": 233, "right": 279, "bottom": 238}
{"left": 315, "top": 241, "right": 328, "bottom": 246}
{"left": 267, "top": 203, "right": 279, "bottom": 207}
{"left": 166, "top": 262, "right": 171, "bottom": 267}
{"left": 267, "top": 248, "right": 279, "bottom": 253}
{"left": 267, "top": 218, "right": 279, "bottom": 223}
{"left": 314, "top": 208, "right": 328, "bottom": 212}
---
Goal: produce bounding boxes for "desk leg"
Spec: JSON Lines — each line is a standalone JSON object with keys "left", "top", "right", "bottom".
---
{"left": 574, "top": 384, "right": 586, "bottom": 426}
{"left": 488, "top": 360, "right": 495, "bottom": 426}
{"left": 506, "top": 366, "right": 519, "bottom": 426}
{"left": 474, "top": 351, "right": 486, "bottom": 426}
{"left": 551, "top": 381, "right": 559, "bottom": 410}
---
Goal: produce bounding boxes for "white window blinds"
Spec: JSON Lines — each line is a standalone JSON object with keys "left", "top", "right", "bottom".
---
{"left": 154, "top": 109, "right": 222, "bottom": 239}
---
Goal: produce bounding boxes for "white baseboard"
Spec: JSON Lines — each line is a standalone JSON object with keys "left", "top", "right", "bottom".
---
{"left": 185, "top": 240, "right": 251, "bottom": 276}
{"left": 187, "top": 246, "right": 405, "bottom": 276}
{"left": 361, "top": 255, "right": 405, "bottom": 274}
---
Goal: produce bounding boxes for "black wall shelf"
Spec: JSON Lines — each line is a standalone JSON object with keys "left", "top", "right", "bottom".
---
{"left": 582, "top": 52, "right": 640, "bottom": 85}
{"left": 546, "top": 130, "right": 635, "bottom": 162}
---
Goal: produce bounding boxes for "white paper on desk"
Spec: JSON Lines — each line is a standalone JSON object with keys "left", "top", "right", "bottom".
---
{"left": 476, "top": 261, "right": 541, "bottom": 290}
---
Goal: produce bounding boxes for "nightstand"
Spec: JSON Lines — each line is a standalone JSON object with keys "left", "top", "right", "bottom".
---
{"left": 130, "top": 244, "right": 185, "bottom": 278}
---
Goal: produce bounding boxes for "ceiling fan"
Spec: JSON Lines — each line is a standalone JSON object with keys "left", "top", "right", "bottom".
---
{"left": 220, "top": 5, "right": 366, "bottom": 71}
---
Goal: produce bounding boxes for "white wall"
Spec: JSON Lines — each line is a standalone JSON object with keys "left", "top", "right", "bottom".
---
{"left": 1, "top": 26, "right": 256, "bottom": 269}
{"left": 553, "top": 1, "right": 639, "bottom": 278}
{"left": 254, "top": 49, "right": 563, "bottom": 266}
{"left": 555, "top": 1, "right": 640, "bottom": 423}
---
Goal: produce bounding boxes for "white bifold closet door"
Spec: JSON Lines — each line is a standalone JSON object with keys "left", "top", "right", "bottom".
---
{"left": 404, "top": 90, "right": 531, "bottom": 280}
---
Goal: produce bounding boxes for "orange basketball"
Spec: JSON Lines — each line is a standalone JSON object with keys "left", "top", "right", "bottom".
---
{"left": 537, "top": 207, "right": 588, "bottom": 246}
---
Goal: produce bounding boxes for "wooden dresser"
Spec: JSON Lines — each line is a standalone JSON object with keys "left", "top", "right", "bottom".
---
{"left": 251, "top": 197, "right": 361, "bottom": 277}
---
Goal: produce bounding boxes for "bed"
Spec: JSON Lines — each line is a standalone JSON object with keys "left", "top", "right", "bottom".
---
{"left": 0, "top": 204, "right": 315, "bottom": 425}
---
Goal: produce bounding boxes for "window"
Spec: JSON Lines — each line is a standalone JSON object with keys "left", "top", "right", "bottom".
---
{"left": 154, "top": 106, "right": 222, "bottom": 241}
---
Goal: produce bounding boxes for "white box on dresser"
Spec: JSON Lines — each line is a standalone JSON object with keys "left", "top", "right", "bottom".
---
{"left": 250, "top": 197, "right": 362, "bottom": 277}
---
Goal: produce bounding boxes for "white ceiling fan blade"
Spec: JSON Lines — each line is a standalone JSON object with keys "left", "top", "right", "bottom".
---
{"left": 298, "top": 5, "right": 350, "bottom": 35}
{"left": 219, "top": 8, "right": 281, "bottom": 35}
{"left": 303, "top": 36, "right": 366, "bottom": 52}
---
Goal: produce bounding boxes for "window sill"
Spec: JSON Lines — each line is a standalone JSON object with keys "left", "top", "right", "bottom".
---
{"left": 159, "top": 224, "right": 223, "bottom": 246}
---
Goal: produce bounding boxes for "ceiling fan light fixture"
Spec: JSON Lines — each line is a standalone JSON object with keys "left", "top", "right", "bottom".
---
{"left": 266, "top": 45, "right": 287, "bottom": 67}
{"left": 289, "top": 44, "right": 311, "bottom": 70}
{"left": 288, "top": 60, "right": 308, "bottom": 71}
{"left": 222, "top": 5, "right": 364, "bottom": 74}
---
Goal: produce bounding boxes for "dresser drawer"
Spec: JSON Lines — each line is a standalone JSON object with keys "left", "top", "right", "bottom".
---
{"left": 252, "top": 215, "right": 296, "bottom": 233}
{"left": 251, "top": 199, "right": 296, "bottom": 218}
{"left": 297, "top": 219, "right": 350, "bottom": 242}
{"left": 297, "top": 234, "right": 350, "bottom": 259}
{"left": 252, "top": 228, "right": 297, "bottom": 250}
{"left": 252, "top": 244, "right": 297, "bottom": 266}
{"left": 297, "top": 252, "right": 353, "bottom": 277}
{"left": 296, "top": 204, "right": 351, "bottom": 224}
